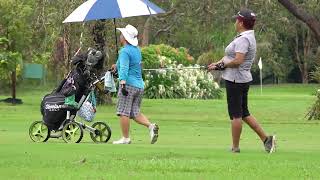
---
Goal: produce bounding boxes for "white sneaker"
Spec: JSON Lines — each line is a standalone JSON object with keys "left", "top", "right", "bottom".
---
{"left": 112, "top": 137, "right": 131, "bottom": 144}
{"left": 149, "top": 123, "right": 159, "bottom": 144}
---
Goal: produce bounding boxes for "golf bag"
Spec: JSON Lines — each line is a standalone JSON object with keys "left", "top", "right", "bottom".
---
{"left": 41, "top": 48, "right": 103, "bottom": 130}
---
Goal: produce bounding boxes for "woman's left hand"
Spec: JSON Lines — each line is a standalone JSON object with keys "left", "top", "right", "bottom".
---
{"left": 207, "top": 62, "right": 217, "bottom": 71}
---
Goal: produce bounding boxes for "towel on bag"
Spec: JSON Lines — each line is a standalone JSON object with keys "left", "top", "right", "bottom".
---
{"left": 104, "top": 71, "right": 117, "bottom": 93}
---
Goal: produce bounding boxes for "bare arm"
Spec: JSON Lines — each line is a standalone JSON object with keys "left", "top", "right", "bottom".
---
{"left": 224, "top": 52, "right": 245, "bottom": 68}
{"left": 208, "top": 53, "right": 245, "bottom": 70}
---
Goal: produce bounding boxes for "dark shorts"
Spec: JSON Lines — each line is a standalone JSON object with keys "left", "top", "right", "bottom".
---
{"left": 225, "top": 80, "right": 250, "bottom": 120}
{"left": 117, "top": 85, "right": 144, "bottom": 119}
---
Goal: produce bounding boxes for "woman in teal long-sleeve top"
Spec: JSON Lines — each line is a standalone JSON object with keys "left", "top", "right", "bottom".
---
{"left": 111, "top": 24, "right": 159, "bottom": 144}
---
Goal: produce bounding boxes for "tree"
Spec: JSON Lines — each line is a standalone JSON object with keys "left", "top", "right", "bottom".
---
{"left": 0, "top": 37, "right": 22, "bottom": 103}
{"left": 2, "top": 0, "right": 319, "bottom": 86}
{"left": 0, "top": 0, "right": 34, "bottom": 103}
{"left": 275, "top": 0, "right": 320, "bottom": 83}
{"left": 278, "top": 0, "right": 320, "bottom": 44}
{"left": 91, "top": 20, "right": 114, "bottom": 105}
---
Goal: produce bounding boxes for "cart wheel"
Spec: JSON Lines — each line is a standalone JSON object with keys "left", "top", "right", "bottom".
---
{"left": 62, "top": 121, "right": 83, "bottom": 143}
{"left": 29, "top": 121, "right": 50, "bottom": 142}
{"left": 90, "top": 122, "right": 112, "bottom": 143}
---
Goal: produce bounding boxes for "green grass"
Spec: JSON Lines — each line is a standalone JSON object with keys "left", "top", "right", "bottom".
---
{"left": 0, "top": 84, "right": 320, "bottom": 180}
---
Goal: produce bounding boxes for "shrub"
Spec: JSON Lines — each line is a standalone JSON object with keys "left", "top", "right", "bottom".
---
{"left": 307, "top": 67, "right": 320, "bottom": 120}
{"left": 197, "top": 51, "right": 224, "bottom": 66}
{"left": 310, "top": 66, "right": 320, "bottom": 83}
{"left": 144, "top": 62, "right": 222, "bottom": 99}
{"left": 306, "top": 89, "right": 320, "bottom": 120}
{"left": 141, "top": 44, "right": 194, "bottom": 69}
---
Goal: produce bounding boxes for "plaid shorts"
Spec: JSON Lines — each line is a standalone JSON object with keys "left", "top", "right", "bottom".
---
{"left": 117, "top": 85, "right": 144, "bottom": 119}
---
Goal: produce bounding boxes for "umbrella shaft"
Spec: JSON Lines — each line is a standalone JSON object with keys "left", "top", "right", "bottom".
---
{"left": 114, "top": 19, "right": 119, "bottom": 57}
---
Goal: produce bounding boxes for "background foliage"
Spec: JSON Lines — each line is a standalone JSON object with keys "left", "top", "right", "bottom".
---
{"left": 0, "top": 0, "right": 320, "bottom": 91}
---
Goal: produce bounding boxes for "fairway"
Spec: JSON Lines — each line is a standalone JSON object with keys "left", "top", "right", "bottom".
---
{"left": 1, "top": 84, "right": 320, "bottom": 179}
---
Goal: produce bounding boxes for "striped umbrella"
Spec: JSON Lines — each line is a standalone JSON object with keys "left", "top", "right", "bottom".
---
{"left": 63, "top": 0, "right": 165, "bottom": 23}
{"left": 63, "top": 0, "right": 165, "bottom": 53}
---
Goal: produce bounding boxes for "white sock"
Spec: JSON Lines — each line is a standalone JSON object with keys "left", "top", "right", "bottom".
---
{"left": 123, "top": 137, "right": 130, "bottom": 141}
{"left": 148, "top": 123, "right": 154, "bottom": 129}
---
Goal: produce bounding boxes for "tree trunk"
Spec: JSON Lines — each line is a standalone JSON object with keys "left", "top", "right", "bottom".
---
{"left": 244, "top": 0, "right": 249, "bottom": 7}
{"left": 302, "top": 65, "right": 308, "bottom": 84}
{"left": 92, "top": 21, "right": 107, "bottom": 71}
{"left": 62, "top": 1, "right": 71, "bottom": 73}
{"left": 294, "top": 27, "right": 312, "bottom": 84}
{"left": 295, "top": 31, "right": 303, "bottom": 82}
{"left": 141, "top": 17, "right": 152, "bottom": 47}
{"left": 92, "top": 21, "right": 106, "bottom": 51}
{"left": 64, "top": 29, "right": 70, "bottom": 72}
{"left": 302, "top": 29, "right": 312, "bottom": 84}
{"left": 54, "top": 63, "right": 59, "bottom": 86}
{"left": 92, "top": 21, "right": 113, "bottom": 105}
{"left": 278, "top": 0, "right": 320, "bottom": 44}
{"left": 11, "top": 70, "right": 16, "bottom": 101}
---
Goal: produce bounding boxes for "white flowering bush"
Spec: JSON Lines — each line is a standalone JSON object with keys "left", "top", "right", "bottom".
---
{"left": 144, "top": 62, "right": 222, "bottom": 99}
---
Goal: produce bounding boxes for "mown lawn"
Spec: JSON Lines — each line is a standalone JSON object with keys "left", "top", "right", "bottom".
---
{"left": 0, "top": 84, "right": 320, "bottom": 180}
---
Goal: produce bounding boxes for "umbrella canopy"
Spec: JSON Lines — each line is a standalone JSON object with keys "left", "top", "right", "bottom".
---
{"left": 63, "top": 0, "right": 165, "bottom": 23}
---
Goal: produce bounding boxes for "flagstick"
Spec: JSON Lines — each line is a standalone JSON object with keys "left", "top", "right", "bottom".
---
{"left": 258, "top": 57, "right": 263, "bottom": 95}
{"left": 260, "top": 68, "right": 262, "bottom": 95}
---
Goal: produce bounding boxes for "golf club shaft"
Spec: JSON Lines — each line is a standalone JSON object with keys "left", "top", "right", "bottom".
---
{"left": 143, "top": 66, "right": 207, "bottom": 71}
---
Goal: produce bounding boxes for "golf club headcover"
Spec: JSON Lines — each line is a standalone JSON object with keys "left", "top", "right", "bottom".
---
{"left": 214, "top": 62, "right": 225, "bottom": 71}
{"left": 121, "top": 84, "right": 129, "bottom": 96}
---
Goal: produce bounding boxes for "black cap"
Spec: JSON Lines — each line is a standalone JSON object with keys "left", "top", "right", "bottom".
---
{"left": 233, "top": 9, "right": 256, "bottom": 20}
